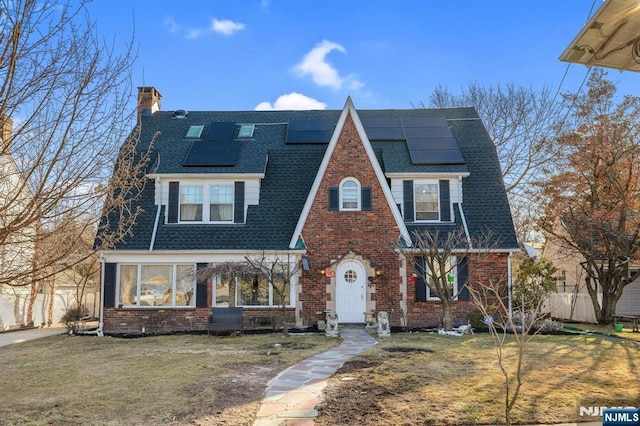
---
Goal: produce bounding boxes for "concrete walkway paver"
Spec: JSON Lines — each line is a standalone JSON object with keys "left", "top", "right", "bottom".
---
{"left": 0, "top": 326, "right": 65, "bottom": 348}
{"left": 254, "top": 328, "right": 377, "bottom": 426}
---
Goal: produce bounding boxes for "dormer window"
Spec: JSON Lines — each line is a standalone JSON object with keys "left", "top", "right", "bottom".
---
{"left": 415, "top": 182, "right": 439, "bottom": 221}
{"left": 340, "top": 178, "right": 360, "bottom": 211}
{"left": 210, "top": 185, "right": 233, "bottom": 221}
{"left": 179, "top": 186, "right": 203, "bottom": 221}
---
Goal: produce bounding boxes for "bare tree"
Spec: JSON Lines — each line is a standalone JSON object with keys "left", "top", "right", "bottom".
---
{"left": 469, "top": 256, "right": 556, "bottom": 426}
{"left": 245, "top": 253, "right": 301, "bottom": 335}
{"left": 397, "top": 227, "right": 494, "bottom": 331}
{"left": 0, "top": 0, "right": 149, "bottom": 295}
{"left": 421, "top": 83, "right": 566, "bottom": 241}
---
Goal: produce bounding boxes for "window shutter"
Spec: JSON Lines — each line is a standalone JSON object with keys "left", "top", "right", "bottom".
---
{"left": 196, "top": 263, "right": 208, "bottom": 307}
{"left": 234, "top": 181, "right": 245, "bottom": 224}
{"left": 457, "top": 256, "right": 469, "bottom": 301}
{"left": 361, "top": 187, "right": 372, "bottom": 211}
{"left": 328, "top": 187, "right": 339, "bottom": 211}
{"left": 414, "top": 256, "right": 427, "bottom": 302}
{"left": 403, "top": 180, "right": 414, "bottom": 222}
{"left": 103, "top": 263, "right": 117, "bottom": 308}
{"left": 168, "top": 181, "right": 179, "bottom": 223}
{"left": 439, "top": 179, "right": 451, "bottom": 222}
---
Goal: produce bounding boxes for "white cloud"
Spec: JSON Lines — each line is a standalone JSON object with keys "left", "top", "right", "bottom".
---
{"left": 255, "top": 92, "right": 327, "bottom": 110}
{"left": 163, "top": 17, "right": 180, "bottom": 33}
{"left": 211, "top": 19, "right": 246, "bottom": 36}
{"left": 164, "top": 17, "right": 245, "bottom": 39}
{"left": 294, "top": 40, "right": 364, "bottom": 90}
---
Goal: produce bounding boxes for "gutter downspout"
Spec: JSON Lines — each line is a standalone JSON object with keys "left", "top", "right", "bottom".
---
{"left": 508, "top": 251, "right": 513, "bottom": 318}
{"left": 98, "top": 253, "right": 105, "bottom": 337}
{"left": 149, "top": 176, "right": 161, "bottom": 251}
{"left": 457, "top": 176, "right": 472, "bottom": 248}
{"left": 149, "top": 205, "right": 161, "bottom": 251}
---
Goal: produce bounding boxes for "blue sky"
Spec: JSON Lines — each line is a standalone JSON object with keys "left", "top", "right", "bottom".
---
{"left": 86, "top": 1, "right": 640, "bottom": 112}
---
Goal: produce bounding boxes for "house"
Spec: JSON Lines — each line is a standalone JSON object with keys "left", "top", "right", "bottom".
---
{"left": 0, "top": 116, "right": 36, "bottom": 329}
{"left": 543, "top": 235, "right": 640, "bottom": 323}
{"left": 96, "top": 87, "right": 518, "bottom": 335}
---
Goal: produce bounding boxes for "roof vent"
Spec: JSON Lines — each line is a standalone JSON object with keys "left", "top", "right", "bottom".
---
{"left": 173, "top": 109, "right": 189, "bottom": 118}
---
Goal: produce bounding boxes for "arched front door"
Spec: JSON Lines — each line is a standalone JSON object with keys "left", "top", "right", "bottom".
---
{"left": 336, "top": 260, "right": 366, "bottom": 323}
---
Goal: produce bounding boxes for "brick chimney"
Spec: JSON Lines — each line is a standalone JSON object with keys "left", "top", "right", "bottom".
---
{"left": 137, "top": 86, "right": 162, "bottom": 118}
{"left": 0, "top": 115, "right": 12, "bottom": 150}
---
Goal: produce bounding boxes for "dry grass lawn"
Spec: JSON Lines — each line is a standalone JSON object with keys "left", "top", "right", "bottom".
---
{"left": 0, "top": 330, "right": 638, "bottom": 425}
{"left": 0, "top": 332, "right": 338, "bottom": 425}
{"left": 316, "top": 332, "right": 640, "bottom": 425}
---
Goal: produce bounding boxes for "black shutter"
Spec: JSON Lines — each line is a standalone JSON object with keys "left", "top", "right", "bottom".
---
{"left": 328, "top": 187, "right": 339, "bottom": 211}
{"left": 361, "top": 187, "right": 372, "bottom": 211}
{"left": 168, "top": 181, "right": 179, "bottom": 223}
{"left": 103, "top": 263, "right": 117, "bottom": 308}
{"left": 414, "top": 256, "right": 427, "bottom": 302}
{"left": 403, "top": 180, "right": 414, "bottom": 222}
{"left": 457, "top": 256, "right": 469, "bottom": 301}
{"left": 234, "top": 181, "right": 245, "bottom": 224}
{"left": 196, "top": 263, "right": 208, "bottom": 307}
{"left": 439, "top": 179, "right": 451, "bottom": 222}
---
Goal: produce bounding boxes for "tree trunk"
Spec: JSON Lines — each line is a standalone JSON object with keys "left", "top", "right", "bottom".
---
{"left": 442, "top": 299, "right": 453, "bottom": 331}
{"left": 598, "top": 291, "right": 620, "bottom": 325}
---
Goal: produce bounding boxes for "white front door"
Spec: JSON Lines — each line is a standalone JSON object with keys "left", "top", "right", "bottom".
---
{"left": 336, "top": 260, "right": 366, "bottom": 323}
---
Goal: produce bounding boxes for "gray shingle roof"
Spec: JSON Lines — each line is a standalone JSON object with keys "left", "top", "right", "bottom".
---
{"left": 101, "top": 106, "right": 518, "bottom": 252}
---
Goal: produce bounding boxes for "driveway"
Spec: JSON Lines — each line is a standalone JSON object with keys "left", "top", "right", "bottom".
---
{"left": 0, "top": 326, "right": 66, "bottom": 347}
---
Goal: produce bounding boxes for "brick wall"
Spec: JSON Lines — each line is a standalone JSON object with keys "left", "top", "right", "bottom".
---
{"left": 405, "top": 253, "right": 509, "bottom": 328}
{"left": 299, "top": 112, "right": 404, "bottom": 325}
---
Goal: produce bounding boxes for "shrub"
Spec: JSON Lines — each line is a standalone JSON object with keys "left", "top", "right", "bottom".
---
{"left": 61, "top": 306, "right": 89, "bottom": 331}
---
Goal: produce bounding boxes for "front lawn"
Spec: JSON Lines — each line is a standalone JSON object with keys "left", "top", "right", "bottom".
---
{"left": 316, "top": 332, "right": 640, "bottom": 425}
{"left": 0, "top": 330, "right": 638, "bottom": 425}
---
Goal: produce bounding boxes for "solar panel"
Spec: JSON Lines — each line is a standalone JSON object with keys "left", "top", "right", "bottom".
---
{"left": 362, "top": 117, "right": 404, "bottom": 140}
{"left": 401, "top": 116, "right": 465, "bottom": 165}
{"left": 183, "top": 139, "right": 241, "bottom": 167}
{"left": 401, "top": 117, "right": 447, "bottom": 128}
{"left": 286, "top": 120, "right": 335, "bottom": 143}
{"left": 205, "top": 122, "right": 235, "bottom": 141}
{"left": 408, "top": 148, "right": 465, "bottom": 165}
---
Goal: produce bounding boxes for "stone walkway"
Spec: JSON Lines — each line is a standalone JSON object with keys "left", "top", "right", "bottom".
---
{"left": 253, "top": 328, "right": 377, "bottom": 426}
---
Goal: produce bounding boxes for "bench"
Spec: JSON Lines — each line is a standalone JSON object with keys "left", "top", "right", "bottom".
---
{"left": 614, "top": 314, "right": 639, "bottom": 332}
{"left": 208, "top": 307, "right": 244, "bottom": 336}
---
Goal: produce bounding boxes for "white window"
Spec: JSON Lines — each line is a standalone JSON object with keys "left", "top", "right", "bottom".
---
{"left": 214, "top": 271, "right": 293, "bottom": 308}
{"left": 118, "top": 264, "right": 196, "bottom": 308}
{"left": 180, "top": 186, "right": 203, "bottom": 221}
{"left": 415, "top": 182, "right": 439, "bottom": 221}
{"left": 340, "top": 178, "right": 360, "bottom": 211}
{"left": 176, "top": 182, "right": 238, "bottom": 223}
{"left": 425, "top": 257, "right": 457, "bottom": 301}
{"left": 210, "top": 185, "right": 234, "bottom": 222}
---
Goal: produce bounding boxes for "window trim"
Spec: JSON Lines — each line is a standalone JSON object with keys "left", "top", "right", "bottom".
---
{"left": 414, "top": 180, "right": 440, "bottom": 222}
{"left": 339, "top": 177, "right": 361, "bottom": 211}
{"left": 213, "top": 271, "right": 296, "bottom": 308}
{"left": 176, "top": 181, "right": 235, "bottom": 224}
{"left": 425, "top": 257, "right": 458, "bottom": 301}
{"left": 117, "top": 263, "right": 197, "bottom": 308}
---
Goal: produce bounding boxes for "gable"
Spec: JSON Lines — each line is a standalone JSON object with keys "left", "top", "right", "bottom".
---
{"left": 289, "top": 98, "right": 410, "bottom": 248}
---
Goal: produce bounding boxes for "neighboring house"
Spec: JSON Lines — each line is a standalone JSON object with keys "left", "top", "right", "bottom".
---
{"left": 96, "top": 87, "right": 519, "bottom": 335}
{"left": 0, "top": 116, "right": 36, "bottom": 329}
{"left": 543, "top": 235, "right": 640, "bottom": 322}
